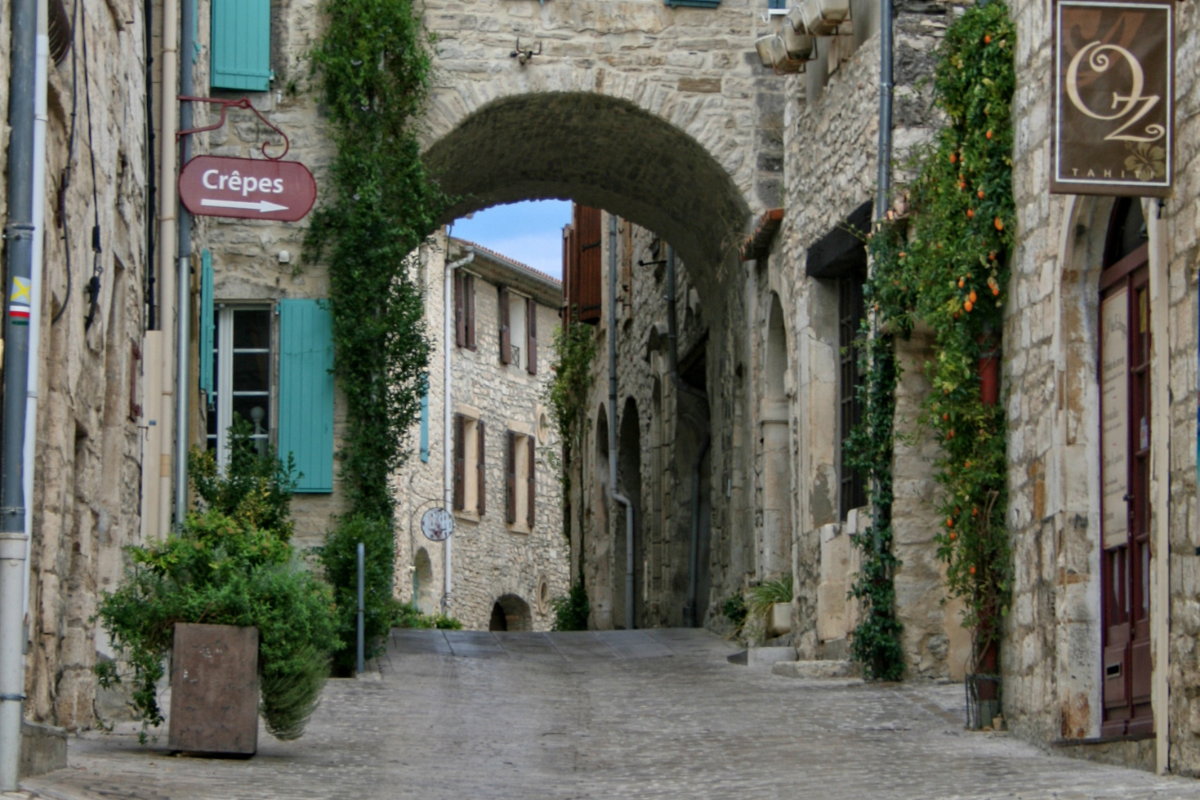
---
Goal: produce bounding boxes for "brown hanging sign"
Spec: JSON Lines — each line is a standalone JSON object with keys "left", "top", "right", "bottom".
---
{"left": 1051, "top": 0, "right": 1174, "bottom": 197}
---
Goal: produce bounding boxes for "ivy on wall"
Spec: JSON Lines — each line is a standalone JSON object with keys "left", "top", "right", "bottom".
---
{"left": 850, "top": 0, "right": 1017, "bottom": 677}
{"left": 305, "top": 0, "right": 447, "bottom": 669}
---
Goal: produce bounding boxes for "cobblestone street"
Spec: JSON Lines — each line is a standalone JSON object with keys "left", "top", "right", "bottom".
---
{"left": 13, "top": 629, "right": 1200, "bottom": 800}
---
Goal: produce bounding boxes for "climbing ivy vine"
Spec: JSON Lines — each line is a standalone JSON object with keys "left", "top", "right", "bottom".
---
{"left": 849, "top": 1, "right": 1016, "bottom": 678}
{"left": 305, "top": 0, "right": 447, "bottom": 669}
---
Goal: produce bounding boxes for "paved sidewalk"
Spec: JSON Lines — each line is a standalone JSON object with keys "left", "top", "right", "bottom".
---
{"left": 15, "top": 628, "right": 1200, "bottom": 799}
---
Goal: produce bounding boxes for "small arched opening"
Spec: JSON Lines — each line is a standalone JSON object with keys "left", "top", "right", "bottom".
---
{"left": 413, "top": 547, "right": 435, "bottom": 615}
{"left": 489, "top": 594, "right": 533, "bottom": 632}
{"left": 761, "top": 293, "right": 793, "bottom": 579}
{"left": 615, "top": 397, "right": 643, "bottom": 629}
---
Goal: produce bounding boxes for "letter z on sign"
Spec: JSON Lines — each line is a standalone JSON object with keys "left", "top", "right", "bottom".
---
{"left": 179, "top": 155, "right": 317, "bottom": 222}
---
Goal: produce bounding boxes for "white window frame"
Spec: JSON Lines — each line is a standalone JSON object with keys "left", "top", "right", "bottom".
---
{"left": 211, "top": 303, "right": 274, "bottom": 470}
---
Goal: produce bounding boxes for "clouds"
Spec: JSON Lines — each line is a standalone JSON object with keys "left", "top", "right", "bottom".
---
{"left": 450, "top": 200, "right": 571, "bottom": 279}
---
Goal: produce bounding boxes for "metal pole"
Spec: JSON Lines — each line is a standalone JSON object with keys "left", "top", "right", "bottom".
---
{"left": 356, "top": 542, "right": 365, "bottom": 675}
{"left": 442, "top": 247, "right": 473, "bottom": 613}
{"left": 174, "top": 0, "right": 196, "bottom": 526}
{"left": 0, "top": 0, "right": 40, "bottom": 788}
{"left": 607, "top": 214, "right": 634, "bottom": 631}
{"left": 157, "top": 0, "right": 180, "bottom": 540}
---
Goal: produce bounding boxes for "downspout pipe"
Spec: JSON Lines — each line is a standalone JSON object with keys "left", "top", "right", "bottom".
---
{"left": 607, "top": 214, "right": 635, "bottom": 631}
{"left": 0, "top": 0, "right": 40, "bottom": 789}
{"left": 158, "top": 0, "right": 179, "bottom": 539}
{"left": 443, "top": 246, "right": 474, "bottom": 612}
{"left": 686, "top": 435, "right": 711, "bottom": 628}
{"left": 870, "top": 0, "right": 894, "bottom": 555}
{"left": 174, "top": 0, "right": 196, "bottom": 526}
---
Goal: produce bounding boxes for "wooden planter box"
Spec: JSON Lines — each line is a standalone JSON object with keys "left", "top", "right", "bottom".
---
{"left": 169, "top": 623, "right": 259, "bottom": 755}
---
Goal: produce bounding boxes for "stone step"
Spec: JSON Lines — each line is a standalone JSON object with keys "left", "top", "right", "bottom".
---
{"left": 771, "top": 660, "right": 861, "bottom": 680}
{"left": 727, "top": 646, "right": 797, "bottom": 667}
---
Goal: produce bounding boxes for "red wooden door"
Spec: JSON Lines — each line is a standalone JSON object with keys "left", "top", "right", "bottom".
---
{"left": 1099, "top": 244, "right": 1152, "bottom": 737}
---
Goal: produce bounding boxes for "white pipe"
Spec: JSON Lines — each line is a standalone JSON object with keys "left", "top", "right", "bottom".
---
{"left": 607, "top": 214, "right": 634, "bottom": 631}
{"left": 158, "top": 0, "right": 179, "bottom": 537}
{"left": 21, "top": 0, "right": 49, "bottom": 645}
{"left": 443, "top": 246, "right": 473, "bottom": 611}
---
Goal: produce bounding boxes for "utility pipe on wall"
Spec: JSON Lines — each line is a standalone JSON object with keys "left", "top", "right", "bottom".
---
{"left": 158, "top": 0, "right": 180, "bottom": 538}
{"left": 607, "top": 215, "right": 635, "bottom": 631}
{"left": 0, "top": 0, "right": 40, "bottom": 788}
{"left": 174, "top": 0, "right": 196, "bottom": 526}
{"left": 443, "top": 246, "right": 474, "bottom": 612}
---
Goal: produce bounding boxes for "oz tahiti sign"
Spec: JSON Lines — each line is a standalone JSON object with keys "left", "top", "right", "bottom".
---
{"left": 1052, "top": 0, "right": 1174, "bottom": 196}
{"left": 179, "top": 155, "right": 317, "bottom": 222}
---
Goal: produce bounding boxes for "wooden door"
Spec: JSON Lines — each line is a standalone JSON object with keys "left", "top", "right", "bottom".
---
{"left": 1099, "top": 244, "right": 1152, "bottom": 737}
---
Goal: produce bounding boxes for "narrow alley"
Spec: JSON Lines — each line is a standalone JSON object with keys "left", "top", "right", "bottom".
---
{"left": 18, "top": 629, "right": 1200, "bottom": 800}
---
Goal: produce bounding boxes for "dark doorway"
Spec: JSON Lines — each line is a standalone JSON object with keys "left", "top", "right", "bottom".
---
{"left": 617, "top": 397, "right": 644, "bottom": 628}
{"left": 489, "top": 602, "right": 508, "bottom": 632}
{"left": 1099, "top": 198, "right": 1152, "bottom": 737}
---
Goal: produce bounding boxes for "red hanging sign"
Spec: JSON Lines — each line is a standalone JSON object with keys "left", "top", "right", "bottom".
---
{"left": 179, "top": 155, "right": 316, "bottom": 222}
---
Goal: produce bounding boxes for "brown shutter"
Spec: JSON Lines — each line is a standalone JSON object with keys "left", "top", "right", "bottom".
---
{"left": 562, "top": 225, "right": 574, "bottom": 325}
{"left": 454, "top": 271, "right": 466, "bottom": 348}
{"left": 505, "top": 431, "right": 517, "bottom": 525}
{"left": 476, "top": 419, "right": 486, "bottom": 516}
{"left": 576, "top": 206, "right": 603, "bottom": 325}
{"left": 465, "top": 274, "right": 477, "bottom": 350}
{"left": 526, "top": 296, "right": 537, "bottom": 375}
{"left": 498, "top": 286, "right": 511, "bottom": 365}
{"left": 527, "top": 435, "right": 536, "bottom": 529}
{"left": 453, "top": 414, "right": 465, "bottom": 510}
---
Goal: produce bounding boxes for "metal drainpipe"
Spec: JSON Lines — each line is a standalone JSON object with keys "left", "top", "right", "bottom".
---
{"left": 21, "top": 0, "right": 50, "bottom": 658}
{"left": 870, "top": 0, "right": 894, "bottom": 554}
{"left": 175, "top": 0, "right": 196, "bottom": 526}
{"left": 443, "top": 247, "right": 474, "bottom": 612}
{"left": 158, "top": 0, "right": 180, "bottom": 539}
{"left": 0, "top": 0, "right": 40, "bottom": 788}
{"left": 665, "top": 245, "right": 709, "bottom": 626}
{"left": 607, "top": 214, "right": 635, "bottom": 631}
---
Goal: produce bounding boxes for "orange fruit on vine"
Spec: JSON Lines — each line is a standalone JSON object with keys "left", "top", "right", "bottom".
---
{"left": 972, "top": 507, "right": 979, "bottom": 516}
{"left": 964, "top": 300, "right": 974, "bottom": 312}
{"left": 967, "top": 209, "right": 975, "bottom": 219}
{"left": 949, "top": 532, "right": 957, "bottom": 541}
{"left": 986, "top": 130, "right": 993, "bottom": 139}
{"left": 958, "top": 278, "right": 965, "bottom": 288}
{"left": 950, "top": 153, "right": 957, "bottom": 164}
{"left": 943, "top": 413, "right": 949, "bottom": 421}
{"left": 992, "top": 285, "right": 1000, "bottom": 296}
{"left": 970, "top": 565, "right": 977, "bottom": 575}
{"left": 969, "top": 290, "right": 977, "bottom": 303}
{"left": 994, "top": 217, "right": 1004, "bottom": 231}
{"left": 978, "top": 189, "right": 985, "bottom": 199}
{"left": 984, "top": 33, "right": 992, "bottom": 43}
{"left": 947, "top": 518, "right": 954, "bottom": 528}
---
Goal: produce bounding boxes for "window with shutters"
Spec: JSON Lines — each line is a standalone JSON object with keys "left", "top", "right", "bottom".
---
{"left": 453, "top": 413, "right": 486, "bottom": 517}
{"left": 505, "top": 430, "right": 536, "bottom": 532}
{"left": 206, "top": 306, "right": 273, "bottom": 466}
{"left": 211, "top": 0, "right": 272, "bottom": 92}
{"left": 454, "top": 271, "right": 477, "bottom": 350}
{"left": 498, "top": 288, "right": 539, "bottom": 374}
{"left": 565, "top": 205, "right": 602, "bottom": 325}
{"left": 838, "top": 272, "right": 868, "bottom": 519}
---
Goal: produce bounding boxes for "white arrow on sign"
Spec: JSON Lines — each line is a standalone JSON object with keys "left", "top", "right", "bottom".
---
{"left": 200, "top": 198, "right": 290, "bottom": 214}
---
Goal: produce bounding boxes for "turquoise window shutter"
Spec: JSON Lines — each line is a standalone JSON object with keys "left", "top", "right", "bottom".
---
{"left": 419, "top": 389, "right": 430, "bottom": 463}
{"left": 278, "top": 299, "right": 335, "bottom": 493}
{"left": 199, "top": 250, "right": 214, "bottom": 400}
{"left": 211, "top": 0, "right": 272, "bottom": 92}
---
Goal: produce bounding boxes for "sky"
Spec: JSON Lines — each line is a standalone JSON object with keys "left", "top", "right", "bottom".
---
{"left": 448, "top": 200, "right": 573, "bottom": 279}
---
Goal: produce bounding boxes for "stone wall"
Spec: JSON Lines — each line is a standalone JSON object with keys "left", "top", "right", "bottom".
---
{"left": 392, "top": 232, "right": 569, "bottom": 632}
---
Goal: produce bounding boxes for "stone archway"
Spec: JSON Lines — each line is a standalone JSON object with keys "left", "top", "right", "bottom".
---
{"left": 760, "top": 293, "right": 792, "bottom": 579}
{"left": 413, "top": 548, "right": 435, "bottom": 615}
{"left": 489, "top": 594, "right": 534, "bottom": 632}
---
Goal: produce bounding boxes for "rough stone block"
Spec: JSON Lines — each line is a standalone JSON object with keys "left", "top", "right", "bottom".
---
{"left": 20, "top": 721, "right": 67, "bottom": 778}
{"left": 169, "top": 623, "right": 260, "bottom": 756}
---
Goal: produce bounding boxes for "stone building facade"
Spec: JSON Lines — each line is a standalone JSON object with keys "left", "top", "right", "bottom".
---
{"left": 392, "top": 234, "right": 568, "bottom": 632}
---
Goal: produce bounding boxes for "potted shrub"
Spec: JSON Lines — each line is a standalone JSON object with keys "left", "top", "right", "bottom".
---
{"left": 96, "top": 420, "right": 339, "bottom": 752}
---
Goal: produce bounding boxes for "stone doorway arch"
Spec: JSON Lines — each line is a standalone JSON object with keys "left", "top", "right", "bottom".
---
{"left": 489, "top": 594, "right": 533, "bottom": 632}
{"left": 413, "top": 547, "right": 435, "bottom": 615}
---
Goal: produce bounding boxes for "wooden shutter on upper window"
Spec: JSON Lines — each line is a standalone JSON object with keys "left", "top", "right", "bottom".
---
{"left": 563, "top": 225, "right": 575, "bottom": 323}
{"left": 476, "top": 420, "right": 487, "bottom": 516}
{"left": 211, "top": 0, "right": 272, "bottom": 92}
{"left": 527, "top": 436, "right": 536, "bottom": 528}
{"left": 498, "top": 286, "right": 511, "bottom": 364}
{"left": 526, "top": 297, "right": 537, "bottom": 375}
{"left": 505, "top": 431, "right": 517, "bottom": 524}
{"left": 465, "top": 274, "right": 477, "bottom": 350}
{"left": 453, "top": 414, "right": 465, "bottom": 511}
{"left": 454, "top": 272, "right": 466, "bottom": 348}
{"left": 575, "top": 205, "right": 603, "bottom": 324}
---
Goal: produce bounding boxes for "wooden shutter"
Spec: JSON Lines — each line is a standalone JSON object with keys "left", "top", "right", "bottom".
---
{"left": 210, "top": 0, "right": 271, "bottom": 91}
{"left": 562, "top": 225, "right": 574, "bottom": 324}
{"left": 505, "top": 431, "right": 517, "bottom": 524}
{"left": 465, "top": 274, "right": 477, "bottom": 350}
{"left": 575, "top": 205, "right": 603, "bottom": 324}
{"left": 453, "top": 414, "right": 465, "bottom": 511}
{"left": 454, "top": 271, "right": 466, "bottom": 348}
{"left": 199, "top": 250, "right": 214, "bottom": 399}
{"left": 476, "top": 420, "right": 487, "bottom": 516}
{"left": 498, "top": 286, "right": 511, "bottom": 365}
{"left": 278, "top": 299, "right": 335, "bottom": 493}
{"left": 526, "top": 296, "right": 537, "bottom": 375}
{"left": 526, "top": 436, "right": 536, "bottom": 528}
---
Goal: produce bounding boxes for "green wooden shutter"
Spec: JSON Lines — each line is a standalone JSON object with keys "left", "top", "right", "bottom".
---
{"left": 278, "top": 299, "right": 335, "bottom": 493}
{"left": 211, "top": 0, "right": 272, "bottom": 92}
{"left": 199, "top": 250, "right": 214, "bottom": 401}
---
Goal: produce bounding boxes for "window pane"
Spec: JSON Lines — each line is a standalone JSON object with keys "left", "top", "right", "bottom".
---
{"left": 233, "top": 309, "right": 271, "bottom": 349}
{"left": 233, "top": 396, "right": 270, "bottom": 438}
{"left": 233, "top": 352, "right": 270, "bottom": 393}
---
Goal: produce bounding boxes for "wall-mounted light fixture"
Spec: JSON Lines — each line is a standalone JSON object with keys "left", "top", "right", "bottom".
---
{"left": 511, "top": 37, "right": 542, "bottom": 66}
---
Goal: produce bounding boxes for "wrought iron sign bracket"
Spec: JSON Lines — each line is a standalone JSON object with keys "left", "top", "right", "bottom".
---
{"left": 177, "top": 96, "right": 290, "bottom": 161}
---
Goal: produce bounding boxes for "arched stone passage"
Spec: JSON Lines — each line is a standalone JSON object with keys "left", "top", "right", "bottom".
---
{"left": 760, "top": 293, "right": 792, "bottom": 579}
{"left": 413, "top": 548, "right": 435, "bottom": 615}
{"left": 616, "top": 397, "right": 643, "bottom": 629}
{"left": 423, "top": 92, "right": 752, "bottom": 293}
{"left": 489, "top": 594, "right": 533, "bottom": 632}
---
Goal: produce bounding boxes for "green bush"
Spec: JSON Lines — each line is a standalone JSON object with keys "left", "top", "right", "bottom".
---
{"left": 96, "top": 428, "right": 338, "bottom": 742}
{"left": 747, "top": 574, "right": 793, "bottom": 618}
{"left": 318, "top": 514, "right": 395, "bottom": 674}
{"left": 391, "top": 600, "right": 463, "bottom": 630}
{"left": 722, "top": 594, "right": 748, "bottom": 627}
{"left": 550, "top": 583, "right": 590, "bottom": 631}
